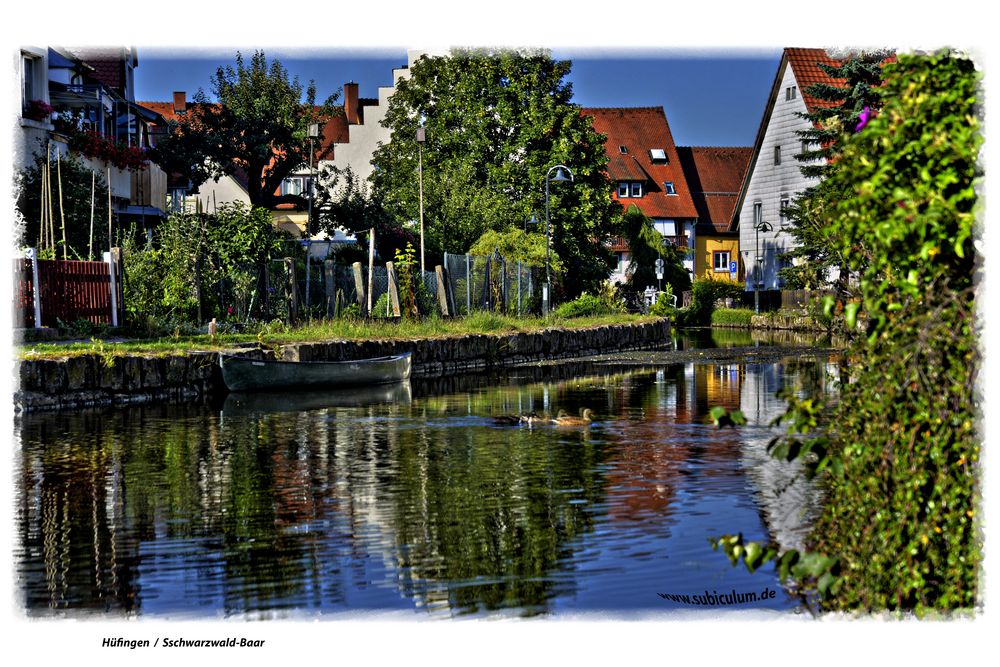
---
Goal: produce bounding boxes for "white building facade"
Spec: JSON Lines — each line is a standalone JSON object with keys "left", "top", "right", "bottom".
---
{"left": 732, "top": 48, "right": 839, "bottom": 291}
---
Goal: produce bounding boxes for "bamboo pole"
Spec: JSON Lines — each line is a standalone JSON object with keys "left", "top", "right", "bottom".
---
{"left": 46, "top": 144, "right": 55, "bottom": 253}
{"left": 38, "top": 156, "right": 47, "bottom": 251}
{"left": 107, "top": 166, "right": 112, "bottom": 252}
{"left": 56, "top": 147, "right": 67, "bottom": 260}
{"left": 89, "top": 171, "right": 95, "bottom": 261}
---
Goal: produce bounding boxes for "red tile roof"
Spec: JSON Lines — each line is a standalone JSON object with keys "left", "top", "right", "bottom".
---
{"left": 137, "top": 100, "right": 349, "bottom": 161}
{"left": 676, "top": 146, "right": 752, "bottom": 235}
{"left": 583, "top": 107, "right": 699, "bottom": 220}
{"left": 784, "top": 48, "right": 846, "bottom": 114}
{"left": 67, "top": 47, "right": 129, "bottom": 95}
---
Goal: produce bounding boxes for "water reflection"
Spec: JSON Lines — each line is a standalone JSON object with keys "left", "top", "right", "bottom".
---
{"left": 15, "top": 354, "right": 835, "bottom": 618}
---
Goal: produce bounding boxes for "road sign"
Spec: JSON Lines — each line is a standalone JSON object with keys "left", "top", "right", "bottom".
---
{"left": 730, "top": 260, "right": 738, "bottom": 274}
{"left": 655, "top": 258, "right": 664, "bottom": 271}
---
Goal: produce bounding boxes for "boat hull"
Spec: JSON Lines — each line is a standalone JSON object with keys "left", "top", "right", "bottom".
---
{"left": 219, "top": 352, "right": 412, "bottom": 392}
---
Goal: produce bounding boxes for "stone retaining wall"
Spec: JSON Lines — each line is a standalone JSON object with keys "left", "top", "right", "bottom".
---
{"left": 15, "top": 319, "right": 670, "bottom": 412}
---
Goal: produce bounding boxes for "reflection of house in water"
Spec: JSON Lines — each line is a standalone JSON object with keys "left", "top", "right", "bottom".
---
{"left": 736, "top": 357, "right": 836, "bottom": 551}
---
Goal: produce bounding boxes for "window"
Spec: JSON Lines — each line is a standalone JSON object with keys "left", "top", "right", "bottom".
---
{"left": 713, "top": 251, "right": 731, "bottom": 272}
{"left": 22, "top": 56, "right": 36, "bottom": 107}
{"left": 779, "top": 197, "right": 790, "bottom": 227}
{"left": 663, "top": 181, "right": 676, "bottom": 195}
{"left": 649, "top": 148, "right": 667, "bottom": 162}
{"left": 774, "top": 145, "right": 781, "bottom": 165}
{"left": 280, "top": 176, "right": 312, "bottom": 197}
{"left": 619, "top": 145, "right": 628, "bottom": 154}
{"left": 801, "top": 140, "right": 810, "bottom": 158}
{"left": 753, "top": 201, "right": 763, "bottom": 227}
{"left": 786, "top": 85, "right": 797, "bottom": 100}
{"left": 630, "top": 182, "right": 643, "bottom": 198}
{"left": 618, "top": 182, "right": 630, "bottom": 198}
{"left": 617, "top": 252, "right": 626, "bottom": 272}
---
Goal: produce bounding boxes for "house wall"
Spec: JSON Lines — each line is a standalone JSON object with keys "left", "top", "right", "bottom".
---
{"left": 695, "top": 235, "right": 741, "bottom": 283}
{"left": 179, "top": 175, "right": 251, "bottom": 214}
{"left": 17, "top": 48, "right": 53, "bottom": 171}
{"left": 736, "top": 62, "right": 820, "bottom": 290}
{"left": 321, "top": 52, "right": 423, "bottom": 188}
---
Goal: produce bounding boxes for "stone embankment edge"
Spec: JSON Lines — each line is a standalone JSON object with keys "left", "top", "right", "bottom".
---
{"left": 14, "top": 319, "right": 671, "bottom": 412}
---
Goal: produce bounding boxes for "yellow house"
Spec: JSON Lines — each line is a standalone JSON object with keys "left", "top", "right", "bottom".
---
{"left": 676, "top": 146, "right": 752, "bottom": 284}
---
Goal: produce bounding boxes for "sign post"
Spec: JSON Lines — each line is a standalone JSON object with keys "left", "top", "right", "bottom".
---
{"left": 655, "top": 257, "right": 664, "bottom": 292}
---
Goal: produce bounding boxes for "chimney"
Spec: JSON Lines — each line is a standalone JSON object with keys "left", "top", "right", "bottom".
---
{"left": 172, "top": 91, "right": 187, "bottom": 115}
{"left": 343, "top": 82, "right": 359, "bottom": 125}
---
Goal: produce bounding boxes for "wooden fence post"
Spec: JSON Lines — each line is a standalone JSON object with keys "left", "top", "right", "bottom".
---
{"left": 435, "top": 265, "right": 451, "bottom": 317}
{"left": 103, "top": 251, "right": 119, "bottom": 327}
{"left": 324, "top": 259, "right": 336, "bottom": 319}
{"left": 386, "top": 261, "right": 402, "bottom": 317}
{"left": 284, "top": 257, "right": 298, "bottom": 324}
{"left": 26, "top": 248, "right": 42, "bottom": 328}
{"left": 112, "top": 247, "right": 123, "bottom": 327}
{"left": 352, "top": 262, "right": 366, "bottom": 311}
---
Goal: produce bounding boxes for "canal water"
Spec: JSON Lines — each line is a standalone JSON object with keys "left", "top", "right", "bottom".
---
{"left": 14, "top": 339, "right": 838, "bottom": 619}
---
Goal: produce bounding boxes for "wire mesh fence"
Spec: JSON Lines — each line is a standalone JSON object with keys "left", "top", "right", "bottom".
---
{"left": 199, "top": 250, "right": 542, "bottom": 323}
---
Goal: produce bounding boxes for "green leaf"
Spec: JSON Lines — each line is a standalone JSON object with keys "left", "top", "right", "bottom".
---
{"left": 844, "top": 302, "right": 859, "bottom": 329}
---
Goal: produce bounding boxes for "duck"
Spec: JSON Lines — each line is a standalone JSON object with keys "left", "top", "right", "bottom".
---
{"left": 492, "top": 412, "right": 539, "bottom": 426}
{"left": 551, "top": 408, "right": 594, "bottom": 426}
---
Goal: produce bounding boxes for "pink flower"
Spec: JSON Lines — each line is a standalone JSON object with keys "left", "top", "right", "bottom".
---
{"left": 855, "top": 106, "right": 872, "bottom": 133}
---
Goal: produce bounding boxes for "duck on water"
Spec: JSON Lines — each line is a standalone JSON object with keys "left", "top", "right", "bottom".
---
{"left": 491, "top": 409, "right": 594, "bottom": 427}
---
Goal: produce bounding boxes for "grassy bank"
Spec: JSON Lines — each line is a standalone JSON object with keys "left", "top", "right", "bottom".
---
{"left": 17, "top": 312, "right": 661, "bottom": 361}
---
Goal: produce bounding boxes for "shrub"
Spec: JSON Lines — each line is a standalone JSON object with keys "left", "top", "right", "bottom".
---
{"left": 649, "top": 290, "right": 676, "bottom": 318}
{"left": 553, "top": 293, "right": 613, "bottom": 318}
{"left": 710, "top": 308, "right": 754, "bottom": 327}
{"left": 715, "top": 52, "right": 982, "bottom": 614}
{"left": 676, "top": 278, "right": 745, "bottom": 327}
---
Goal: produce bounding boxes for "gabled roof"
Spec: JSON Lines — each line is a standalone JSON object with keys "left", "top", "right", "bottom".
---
{"left": 583, "top": 107, "right": 699, "bottom": 220}
{"left": 785, "top": 48, "right": 846, "bottom": 114}
{"left": 728, "top": 48, "right": 847, "bottom": 232}
{"left": 676, "top": 146, "right": 752, "bottom": 235}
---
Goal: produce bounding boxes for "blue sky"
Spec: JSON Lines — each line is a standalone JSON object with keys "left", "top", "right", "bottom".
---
{"left": 134, "top": 48, "right": 783, "bottom": 147}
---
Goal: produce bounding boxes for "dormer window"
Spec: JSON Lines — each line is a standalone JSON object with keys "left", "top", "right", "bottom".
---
{"left": 649, "top": 148, "right": 667, "bottom": 162}
{"left": 663, "top": 181, "right": 676, "bottom": 195}
{"left": 619, "top": 145, "right": 628, "bottom": 154}
{"left": 617, "top": 181, "right": 644, "bottom": 198}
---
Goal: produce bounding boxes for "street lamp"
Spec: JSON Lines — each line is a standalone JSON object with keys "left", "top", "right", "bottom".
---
{"left": 753, "top": 219, "right": 773, "bottom": 314}
{"left": 544, "top": 165, "right": 573, "bottom": 315}
{"left": 416, "top": 127, "right": 426, "bottom": 275}
{"left": 307, "top": 122, "right": 320, "bottom": 236}
{"left": 525, "top": 214, "right": 539, "bottom": 232}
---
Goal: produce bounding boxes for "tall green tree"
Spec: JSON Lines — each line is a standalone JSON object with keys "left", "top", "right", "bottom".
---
{"left": 149, "top": 51, "right": 340, "bottom": 210}
{"left": 779, "top": 50, "right": 894, "bottom": 291}
{"left": 370, "top": 48, "right": 621, "bottom": 297}
{"left": 620, "top": 204, "right": 690, "bottom": 297}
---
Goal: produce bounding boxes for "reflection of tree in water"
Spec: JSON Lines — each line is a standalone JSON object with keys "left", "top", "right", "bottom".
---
{"left": 380, "top": 420, "right": 607, "bottom": 616}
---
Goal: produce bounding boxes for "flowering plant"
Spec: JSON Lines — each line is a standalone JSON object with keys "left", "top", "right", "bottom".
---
{"left": 68, "top": 129, "right": 148, "bottom": 171}
{"left": 23, "top": 99, "right": 54, "bottom": 122}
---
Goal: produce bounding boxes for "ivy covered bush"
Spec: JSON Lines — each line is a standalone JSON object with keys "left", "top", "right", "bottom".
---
{"left": 807, "top": 51, "right": 982, "bottom": 613}
{"left": 715, "top": 51, "right": 982, "bottom": 615}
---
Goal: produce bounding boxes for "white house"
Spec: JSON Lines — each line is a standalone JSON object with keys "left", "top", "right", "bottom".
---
{"left": 730, "top": 48, "right": 844, "bottom": 291}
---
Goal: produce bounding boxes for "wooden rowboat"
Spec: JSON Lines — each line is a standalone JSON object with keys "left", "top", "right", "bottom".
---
{"left": 218, "top": 352, "right": 412, "bottom": 392}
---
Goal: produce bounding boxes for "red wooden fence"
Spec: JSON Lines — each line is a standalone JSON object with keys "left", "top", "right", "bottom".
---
{"left": 15, "top": 257, "right": 121, "bottom": 328}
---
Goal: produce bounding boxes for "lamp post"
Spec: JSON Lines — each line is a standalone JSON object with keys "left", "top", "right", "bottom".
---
{"left": 416, "top": 127, "right": 426, "bottom": 275}
{"left": 544, "top": 165, "right": 573, "bottom": 315}
{"left": 753, "top": 219, "right": 773, "bottom": 313}
{"left": 307, "top": 123, "right": 320, "bottom": 237}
